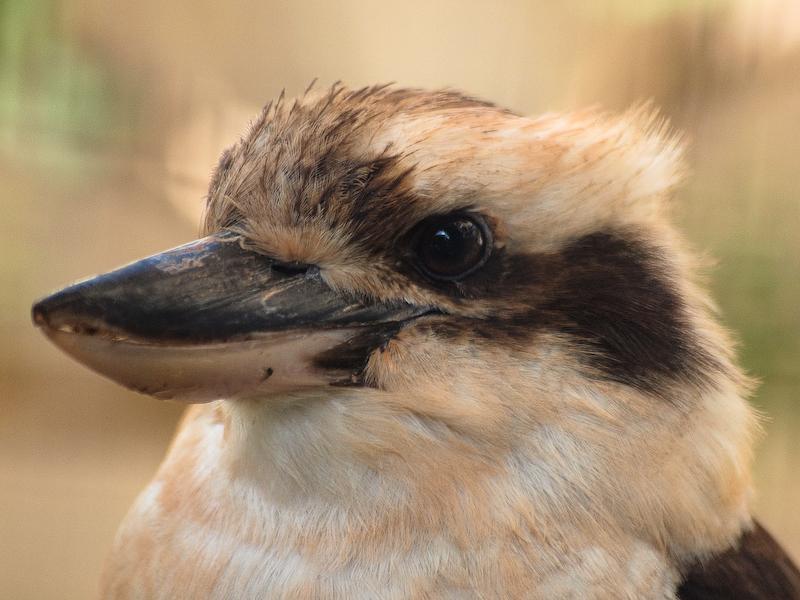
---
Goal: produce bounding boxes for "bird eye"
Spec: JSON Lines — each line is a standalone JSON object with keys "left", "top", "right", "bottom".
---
{"left": 414, "top": 213, "right": 491, "bottom": 281}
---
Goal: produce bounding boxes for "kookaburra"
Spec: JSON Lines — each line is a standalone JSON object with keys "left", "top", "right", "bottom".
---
{"left": 33, "top": 85, "right": 800, "bottom": 599}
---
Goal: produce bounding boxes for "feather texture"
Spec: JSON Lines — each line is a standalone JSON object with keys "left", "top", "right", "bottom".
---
{"left": 79, "top": 85, "right": 796, "bottom": 599}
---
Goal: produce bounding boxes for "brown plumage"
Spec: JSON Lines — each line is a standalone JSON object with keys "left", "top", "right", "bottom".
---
{"left": 32, "top": 84, "right": 799, "bottom": 598}
{"left": 679, "top": 523, "right": 800, "bottom": 599}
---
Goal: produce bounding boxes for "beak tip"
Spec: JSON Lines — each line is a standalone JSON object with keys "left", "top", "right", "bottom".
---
{"left": 32, "top": 285, "right": 94, "bottom": 333}
{"left": 31, "top": 298, "right": 49, "bottom": 328}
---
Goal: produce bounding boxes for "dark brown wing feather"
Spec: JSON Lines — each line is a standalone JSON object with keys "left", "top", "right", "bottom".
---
{"left": 678, "top": 520, "right": 800, "bottom": 600}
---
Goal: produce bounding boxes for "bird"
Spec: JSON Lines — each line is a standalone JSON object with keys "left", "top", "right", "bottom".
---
{"left": 32, "top": 84, "right": 800, "bottom": 599}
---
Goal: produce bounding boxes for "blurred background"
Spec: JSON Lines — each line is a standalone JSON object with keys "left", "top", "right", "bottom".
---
{"left": 1, "top": 0, "right": 798, "bottom": 597}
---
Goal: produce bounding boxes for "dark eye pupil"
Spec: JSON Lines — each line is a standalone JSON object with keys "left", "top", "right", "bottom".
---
{"left": 417, "top": 216, "right": 488, "bottom": 280}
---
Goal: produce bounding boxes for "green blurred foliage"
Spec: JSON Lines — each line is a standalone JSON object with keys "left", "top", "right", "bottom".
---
{"left": 0, "top": 0, "right": 138, "bottom": 170}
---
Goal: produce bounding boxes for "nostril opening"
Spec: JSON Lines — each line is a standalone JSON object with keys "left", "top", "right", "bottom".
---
{"left": 271, "top": 260, "right": 313, "bottom": 276}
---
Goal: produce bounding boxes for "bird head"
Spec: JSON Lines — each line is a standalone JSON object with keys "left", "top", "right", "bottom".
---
{"left": 32, "top": 85, "right": 756, "bottom": 567}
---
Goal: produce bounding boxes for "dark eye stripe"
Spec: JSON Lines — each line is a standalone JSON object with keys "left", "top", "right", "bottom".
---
{"left": 413, "top": 231, "right": 726, "bottom": 396}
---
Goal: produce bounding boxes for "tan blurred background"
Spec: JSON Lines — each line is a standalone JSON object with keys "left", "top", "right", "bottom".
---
{"left": 1, "top": 0, "right": 799, "bottom": 597}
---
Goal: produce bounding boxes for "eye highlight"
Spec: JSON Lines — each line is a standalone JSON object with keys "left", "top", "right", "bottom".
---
{"left": 413, "top": 213, "right": 492, "bottom": 281}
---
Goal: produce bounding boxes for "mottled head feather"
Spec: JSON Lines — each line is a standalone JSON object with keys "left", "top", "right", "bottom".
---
{"left": 203, "top": 86, "right": 686, "bottom": 262}
{"left": 200, "top": 85, "right": 715, "bottom": 395}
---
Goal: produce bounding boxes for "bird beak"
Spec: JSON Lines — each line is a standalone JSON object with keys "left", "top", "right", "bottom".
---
{"left": 32, "top": 231, "right": 429, "bottom": 402}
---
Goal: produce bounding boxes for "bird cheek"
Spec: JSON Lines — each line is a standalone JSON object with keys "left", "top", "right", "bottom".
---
{"left": 363, "top": 325, "right": 466, "bottom": 393}
{"left": 362, "top": 334, "right": 410, "bottom": 390}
